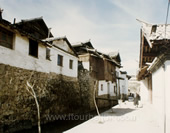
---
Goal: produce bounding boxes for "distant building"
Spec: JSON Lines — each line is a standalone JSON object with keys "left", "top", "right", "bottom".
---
{"left": 73, "top": 41, "right": 122, "bottom": 107}
{"left": 128, "top": 75, "right": 140, "bottom": 95}
{"left": 119, "top": 71, "right": 131, "bottom": 100}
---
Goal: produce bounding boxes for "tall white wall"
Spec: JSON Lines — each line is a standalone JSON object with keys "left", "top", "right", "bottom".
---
{"left": 140, "top": 78, "right": 149, "bottom": 103}
{"left": 152, "top": 65, "right": 164, "bottom": 133}
{"left": 141, "top": 60, "right": 170, "bottom": 133}
{"left": 0, "top": 33, "right": 78, "bottom": 78}
{"left": 50, "top": 46, "right": 78, "bottom": 77}
{"left": 0, "top": 34, "right": 50, "bottom": 73}
{"left": 165, "top": 61, "right": 170, "bottom": 133}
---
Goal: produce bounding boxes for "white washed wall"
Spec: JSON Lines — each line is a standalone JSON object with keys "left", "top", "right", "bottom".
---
{"left": 0, "top": 34, "right": 50, "bottom": 73}
{"left": 142, "top": 60, "right": 170, "bottom": 133}
{"left": 165, "top": 61, "right": 170, "bottom": 133}
{"left": 125, "top": 75, "right": 129, "bottom": 95}
{"left": 116, "top": 67, "right": 120, "bottom": 96}
{"left": 119, "top": 74, "right": 127, "bottom": 95}
{"left": 98, "top": 80, "right": 108, "bottom": 95}
{"left": 138, "top": 61, "right": 170, "bottom": 132}
{"left": 110, "top": 82, "right": 116, "bottom": 96}
{"left": 152, "top": 65, "right": 164, "bottom": 133}
{"left": 98, "top": 80, "right": 116, "bottom": 96}
{"left": 0, "top": 34, "right": 78, "bottom": 78}
{"left": 53, "top": 40, "right": 69, "bottom": 52}
{"left": 140, "top": 78, "right": 149, "bottom": 103}
{"left": 50, "top": 46, "right": 78, "bottom": 78}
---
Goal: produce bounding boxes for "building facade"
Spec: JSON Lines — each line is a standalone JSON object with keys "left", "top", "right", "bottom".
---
{"left": 119, "top": 71, "right": 130, "bottom": 100}
{"left": 43, "top": 36, "right": 78, "bottom": 78}
{"left": 137, "top": 21, "right": 170, "bottom": 133}
{"left": 73, "top": 41, "right": 122, "bottom": 108}
{"left": 0, "top": 13, "right": 80, "bottom": 132}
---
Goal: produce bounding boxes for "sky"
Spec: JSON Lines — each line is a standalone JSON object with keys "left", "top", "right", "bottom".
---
{"left": 0, "top": 0, "right": 169, "bottom": 75}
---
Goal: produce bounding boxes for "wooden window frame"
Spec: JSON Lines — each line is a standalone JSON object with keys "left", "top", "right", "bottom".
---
{"left": 57, "top": 54, "right": 63, "bottom": 66}
{"left": 46, "top": 47, "right": 51, "bottom": 60}
{"left": 0, "top": 27, "right": 13, "bottom": 49}
{"left": 69, "top": 59, "right": 73, "bottom": 69}
{"left": 29, "top": 39, "right": 38, "bottom": 58}
{"left": 101, "top": 84, "right": 103, "bottom": 91}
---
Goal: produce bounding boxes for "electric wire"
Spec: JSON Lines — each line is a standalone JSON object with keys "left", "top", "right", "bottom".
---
{"left": 165, "top": 0, "right": 170, "bottom": 38}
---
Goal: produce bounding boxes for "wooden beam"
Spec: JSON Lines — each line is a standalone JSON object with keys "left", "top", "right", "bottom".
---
{"left": 143, "top": 52, "right": 158, "bottom": 57}
{"left": 139, "top": 31, "right": 144, "bottom": 69}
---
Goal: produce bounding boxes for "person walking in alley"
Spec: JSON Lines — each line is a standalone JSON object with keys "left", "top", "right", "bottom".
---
{"left": 134, "top": 93, "right": 140, "bottom": 108}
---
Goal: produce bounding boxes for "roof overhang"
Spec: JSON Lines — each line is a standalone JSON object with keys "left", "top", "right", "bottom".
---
{"left": 137, "top": 66, "right": 149, "bottom": 80}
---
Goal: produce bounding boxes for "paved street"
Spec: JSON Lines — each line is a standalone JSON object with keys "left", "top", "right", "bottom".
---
{"left": 64, "top": 101, "right": 161, "bottom": 133}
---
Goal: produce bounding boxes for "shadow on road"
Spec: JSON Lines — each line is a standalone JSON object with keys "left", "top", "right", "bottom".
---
{"left": 103, "top": 108, "right": 136, "bottom": 116}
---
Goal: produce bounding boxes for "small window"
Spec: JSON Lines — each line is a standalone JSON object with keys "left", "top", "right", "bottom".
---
{"left": 69, "top": 60, "right": 73, "bottom": 69}
{"left": 29, "top": 39, "right": 38, "bottom": 58}
{"left": 0, "top": 27, "right": 13, "bottom": 49}
{"left": 57, "top": 54, "right": 63, "bottom": 66}
{"left": 101, "top": 84, "right": 103, "bottom": 91}
{"left": 151, "top": 25, "right": 157, "bottom": 33}
{"left": 46, "top": 48, "right": 51, "bottom": 60}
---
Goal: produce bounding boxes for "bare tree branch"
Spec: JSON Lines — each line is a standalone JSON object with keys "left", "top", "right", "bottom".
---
{"left": 26, "top": 80, "right": 41, "bottom": 133}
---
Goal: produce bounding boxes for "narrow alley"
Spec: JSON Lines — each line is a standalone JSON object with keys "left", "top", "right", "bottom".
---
{"left": 64, "top": 101, "right": 161, "bottom": 133}
{"left": 1, "top": 1, "right": 170, "bottom": 133}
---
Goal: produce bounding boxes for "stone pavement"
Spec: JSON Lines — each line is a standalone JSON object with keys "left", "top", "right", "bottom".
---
{"left": 64, "top": 101, "right": 161, "bottom": 133}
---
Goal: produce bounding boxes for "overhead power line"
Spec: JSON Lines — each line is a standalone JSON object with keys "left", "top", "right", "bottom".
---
{"left": 165, "top": 0, "right": 170, "bottom": 38}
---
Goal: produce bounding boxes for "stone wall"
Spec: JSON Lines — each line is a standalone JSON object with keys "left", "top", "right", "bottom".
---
{"left": 0, "top": 63, "right": 81, "bottom": 132}
{"left": 96, "top": 94, "right": 118, "bottom": 109}
{"left": 78, "top": 69, "right": 95, "bottom": 111}
{"left": 0, "top": 63, "right": 116, "bottom": 132}
{"left": 78, "top": 69, "right": 117, "bottom": 111}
